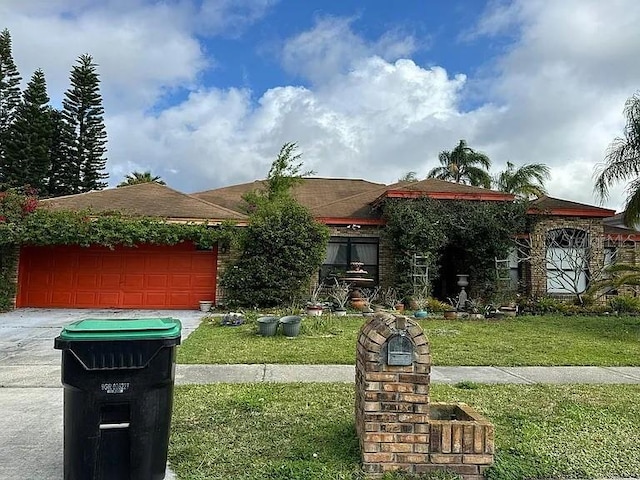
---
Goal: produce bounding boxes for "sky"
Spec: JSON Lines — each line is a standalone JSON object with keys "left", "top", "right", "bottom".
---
{"left": 2, "top": 0, "right": 639, "bottom": 212}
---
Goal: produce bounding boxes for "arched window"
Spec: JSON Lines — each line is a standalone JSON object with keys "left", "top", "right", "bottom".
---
{"left": 545, "top": 228, "right": 589, "bottom": 294}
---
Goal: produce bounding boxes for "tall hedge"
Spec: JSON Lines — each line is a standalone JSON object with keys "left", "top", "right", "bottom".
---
{"left": 221, "top": 197, "right": 329, "bottom": 308}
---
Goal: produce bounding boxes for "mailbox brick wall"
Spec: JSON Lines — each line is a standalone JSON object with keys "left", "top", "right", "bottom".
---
{"left": 356, "top": 312, "right": 493, "bottom": 479}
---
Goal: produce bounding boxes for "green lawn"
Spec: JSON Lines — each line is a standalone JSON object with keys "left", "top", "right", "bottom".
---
{"left": 177, "top": 314, "right": 640, "bottom": 366}
{"left": 169, "top": 383, "right": 640, "bottom": 480}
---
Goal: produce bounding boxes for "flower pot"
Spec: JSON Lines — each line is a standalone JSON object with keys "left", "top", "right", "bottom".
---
{"left": 306, "top": 306, "right": 323, "bottom": 316}
{"left": 333, "top": 309, "right": 347, "bottom": 317}
{"left": 413, "top": 310, "right": 428, "bottom": 318}
{"left": 257, "top": 316, "right": 279, "bottom": 336}
{"left": 199, "top": 300, "right": 213, "bottom": 312}
{"left": 443, "top": 310, "right": 457, "bottom": 319}
{"left": 395, "top": 303, "right": 405, "bottom": 312}
{"left": 280, "top": 315, "right": 302, "bottom": 337}
{"left": 350, "top": 298, "right": 366, "bottom": 311}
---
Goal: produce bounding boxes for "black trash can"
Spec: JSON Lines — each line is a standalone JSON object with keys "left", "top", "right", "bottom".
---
{"left": 54, "top": 317, "right": 182, "bottom": 480}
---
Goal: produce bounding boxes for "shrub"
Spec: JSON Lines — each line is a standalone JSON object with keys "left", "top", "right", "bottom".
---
{"left": 608, "top": 295, "right": 640, "bottom": 313}
{"left": 221, "top": 198, "right": 329, "bottom": 308}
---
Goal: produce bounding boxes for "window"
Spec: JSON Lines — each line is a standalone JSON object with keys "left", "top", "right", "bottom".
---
{"left": 320, "top": 236, "right": 379, "bottom": 284}
{"left": 546, "top": 228, "right": 589, "bottom": 294}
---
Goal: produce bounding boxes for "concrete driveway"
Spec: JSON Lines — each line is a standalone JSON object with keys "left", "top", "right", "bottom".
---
{"left": 0, "top": 308, "right": 205, "bottom": 480}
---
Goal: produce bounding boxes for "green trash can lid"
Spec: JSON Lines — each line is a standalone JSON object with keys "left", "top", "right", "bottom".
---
{"left": 59, "top": 317, "right": 182, "bottom": 341}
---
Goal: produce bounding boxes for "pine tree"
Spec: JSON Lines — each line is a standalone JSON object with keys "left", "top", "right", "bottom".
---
{"left": 0, "top": 28, "right": 23, "bottom": 180}
{"left": 46, "top": 108, "right": 73, "bottom": 197}
{"left": 3, "top": 69, "right": 52, "bottom": 192}
{"left": 61, "top": 54, "right": 108, "bottom": 193}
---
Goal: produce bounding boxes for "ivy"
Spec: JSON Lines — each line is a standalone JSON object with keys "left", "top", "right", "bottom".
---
{"left": 382, "top": 197, "right": 526, "bottom": 299}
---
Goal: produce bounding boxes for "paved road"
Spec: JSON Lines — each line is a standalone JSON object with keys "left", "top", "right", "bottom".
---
{"left": 1, "top": 308, "right": 639, "bottom": 480}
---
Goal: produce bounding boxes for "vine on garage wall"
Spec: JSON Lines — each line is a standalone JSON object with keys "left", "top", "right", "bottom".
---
{"left": 382, "top": 197, "right": 527, "bottom": 299}
{"left": 0, "top": 189, "right": 238, "bottom": 310}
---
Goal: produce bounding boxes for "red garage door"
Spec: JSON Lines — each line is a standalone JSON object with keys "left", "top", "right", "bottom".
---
{"left": 17, "top": 243, "right": 217, "bottom": 309}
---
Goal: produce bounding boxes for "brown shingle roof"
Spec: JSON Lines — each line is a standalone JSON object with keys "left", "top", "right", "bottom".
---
{"left": 41, "top": 183, "right": 247, "bottom": 222}
{"left": 528, "top": 196, "right": 615, "bottom": 218}
{"left": 192, "top": 178, "right": 385, "bottom": 213}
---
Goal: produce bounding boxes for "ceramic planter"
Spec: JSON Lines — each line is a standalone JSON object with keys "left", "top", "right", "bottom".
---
{"left": 306, "top": 306, "right": 323, "bottom": 316}
{"left": 413, "top": 310, "right": 428, "bottom": 318}
{"left": 443, "top": 310, "right": 457, "bottom": 319}
{"left": 199, "top": 300, "right": 213, "bottom": 312}
{"left": 333, "top": 309, "right": 347, "bottom": 316}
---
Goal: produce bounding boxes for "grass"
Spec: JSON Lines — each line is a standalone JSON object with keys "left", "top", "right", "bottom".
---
{"left": 168, "top": 383, "right": 640, "bottom": 479}
{"left": 177, "top": 314, "right": 640, "bottom": 366}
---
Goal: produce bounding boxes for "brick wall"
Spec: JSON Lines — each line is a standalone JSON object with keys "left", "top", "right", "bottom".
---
{"left": 355, "top": 312, "right": 493, "bottom": 479}
{"left": 528, "top": 217, "right": 605, "bottom": 297}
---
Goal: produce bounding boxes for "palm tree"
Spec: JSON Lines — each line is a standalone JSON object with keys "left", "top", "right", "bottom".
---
{"left": 594, "top": 92, "right": 640, "bottom": 225}
{"left": 493, "top": 161, "right": 550, "bottom": 199}
{"left": 117, "top": 171, "right": 166, "bottom": 187}
{"left": 427, "top": 139, "right": 492, "bottom": 188}
{"left": 398, "top": 171, "right": 419, "bottom": 182}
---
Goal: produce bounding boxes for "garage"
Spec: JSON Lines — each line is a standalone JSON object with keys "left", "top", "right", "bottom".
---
{"left": 17, "top": 243, "right": 217, "bottom": 309}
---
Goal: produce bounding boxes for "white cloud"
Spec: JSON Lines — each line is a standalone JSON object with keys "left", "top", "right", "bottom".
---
{"left": 3, "top": 1, "right": 639, "bottom": 214}
{"left": 1, "top": 0, "right": 203, "bottom": 112}
{"left": 197, "top": 0, "right": 279, "bottom": 37}
{"left": 281, "top": 16, "right": 417, "bottom": 84}
{"left": 106, "top": 56, "right": 471, "bottom": 192}
{"left": 470, "top": 0, "right": 640, "bottom": 210}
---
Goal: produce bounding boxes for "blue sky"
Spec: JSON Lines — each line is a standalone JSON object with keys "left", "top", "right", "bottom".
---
{"left": 2, "top": 0, "right": 640, "bottom": 211}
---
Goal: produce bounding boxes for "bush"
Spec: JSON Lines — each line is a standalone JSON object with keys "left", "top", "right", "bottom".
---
{"left": 608, "top": 295, "right": 640, "bottom": 313}
{"left": 221, "top": 198, "right": 329, "bottom": 308}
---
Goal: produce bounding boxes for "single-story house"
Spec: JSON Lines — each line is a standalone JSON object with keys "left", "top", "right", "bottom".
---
{"left": 10, "top": 178, "right": 639, "bottom": 309}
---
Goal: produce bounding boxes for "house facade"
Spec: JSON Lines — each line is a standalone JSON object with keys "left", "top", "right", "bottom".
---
{"left": 7, "top": 178, "right": 639, "bottom": 310}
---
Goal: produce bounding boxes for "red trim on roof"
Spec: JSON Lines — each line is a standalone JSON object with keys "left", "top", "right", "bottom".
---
{"left": 605, "top": 233, "right": 640, "bottom": 242}
{"left": 315, "top": 217, "right": 385, "bottom": 226}
{"left": 376, "top": 190, "right": 514, "bottom": 203}
{"left": 527, "top": 207, "right": 616, "bottom": 218}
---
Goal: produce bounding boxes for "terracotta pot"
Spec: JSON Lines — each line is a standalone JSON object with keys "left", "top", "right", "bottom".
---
{"left": 350, "top": 298, "right": 366, "bottom": 311}
{"left": 395, "top": 303, "right": 405, "bottom": 312}
{"left": 443, "top": 310, "right": 456, "bottom": 319}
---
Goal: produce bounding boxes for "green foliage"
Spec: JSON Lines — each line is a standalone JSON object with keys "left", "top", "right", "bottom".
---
{"left": 594, "top": 91, "right": 640, "bottom": 225}
{"left": 222, "top": 197, "right": 329, "bottom": 308}
{"left": 61, "top": 53, "right": 108, "bottom": 194}
{"left": 608, "top": 295, "right": 640, "bottom": 313}
{"left": 427, "top": 139, "right": 492, "bottom": 188}
{"left": 0, "top": 245, "right": 18, "bottom": 310}
{"left": 382, "top": 197, "right": 526, "bottom": 298}
{"left": 0, "top": 28, "right": 21, "bottom": 135}
{"left": 243, "top": 142, "right": 314, "bottom": 209}
{"left": 3, "top": 69, "right": 52, "bottom": 193}
{"left": 493, "top": 161, "right": 550, "bottom": 199}
{"left": 117, "top": 171, "right": 166, "bottom": 187}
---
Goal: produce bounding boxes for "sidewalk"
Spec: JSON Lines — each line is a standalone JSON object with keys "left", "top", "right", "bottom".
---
{"left": 3, "top": 364, "right": 640, "bottom": 388}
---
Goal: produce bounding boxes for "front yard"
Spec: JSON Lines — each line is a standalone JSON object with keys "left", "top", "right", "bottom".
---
{"left": 177, "top": 314, "right": 640, "bottom": 366}
{"left": 168, "top": 383, "right": 640, "bottom": 480}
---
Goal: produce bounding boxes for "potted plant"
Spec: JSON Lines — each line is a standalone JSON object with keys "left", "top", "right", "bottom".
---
{"left": 329, "top": 279, "right": 350, "bottom": 316}
{"left": 379, "top": 287, "right": 402, "bottom": 311}
{"left": 412, "top": 286, "right": 430, "bottom": 318}
{"left": 199, "top": 300, "right": 214, "bottom": 312}
{"left": 359, "top": 286, "right": 380, "bottom": 317}
{"left": 306, "top": 281, "right": 325, "bottom": 316}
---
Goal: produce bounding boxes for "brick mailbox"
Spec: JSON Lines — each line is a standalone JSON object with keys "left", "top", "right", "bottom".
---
{"left": 355, "top": 313, "right": 494, "bottom": 480}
